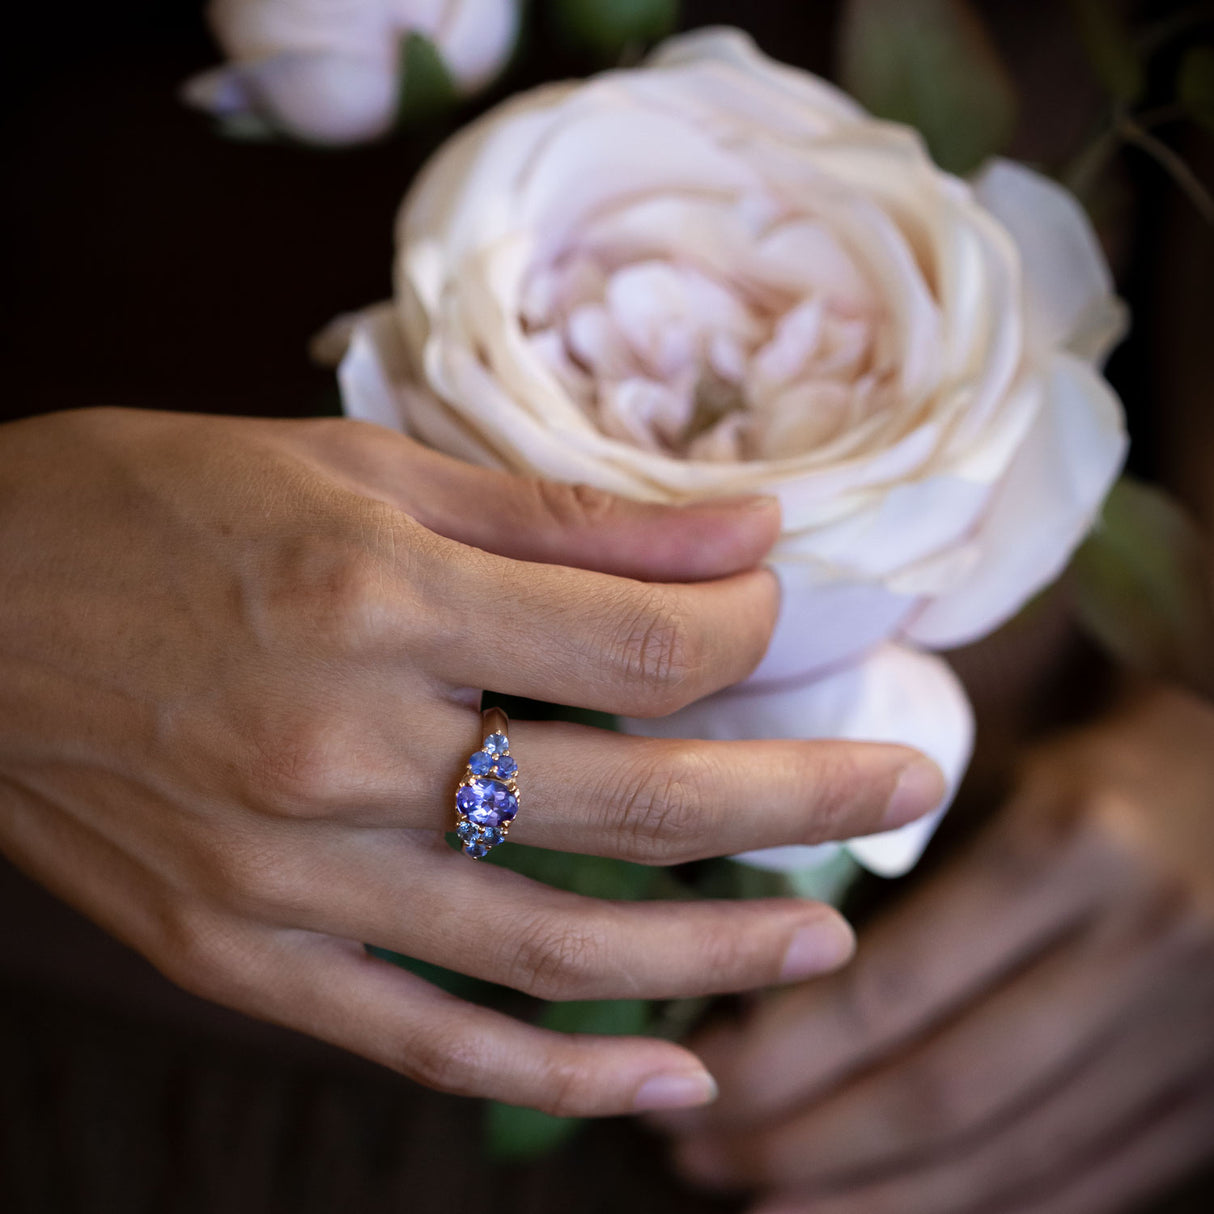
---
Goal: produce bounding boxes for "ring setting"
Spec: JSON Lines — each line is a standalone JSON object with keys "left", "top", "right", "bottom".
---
{"left": 455, "top": 708, "right": 519, "bottom": 860}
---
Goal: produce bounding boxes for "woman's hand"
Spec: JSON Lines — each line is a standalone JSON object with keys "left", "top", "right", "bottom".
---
{"left": 666, "top": 686, "right": 1214, "bottom": 1213}
{"left": 0, "top": 408, "right": 944, "bottom": 1116}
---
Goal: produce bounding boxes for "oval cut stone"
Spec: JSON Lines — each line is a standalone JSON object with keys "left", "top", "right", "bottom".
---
{"left": 456, "top": 776, "right": 518, "bottom": 827}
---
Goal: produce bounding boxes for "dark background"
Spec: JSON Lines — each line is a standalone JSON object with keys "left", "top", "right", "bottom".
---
{"left": 2, "top": 2, "right": 1211, "bottom": 1211}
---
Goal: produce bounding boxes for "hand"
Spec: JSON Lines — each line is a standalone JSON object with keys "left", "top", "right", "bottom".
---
{"left": 667, "top": 686, "right": 1214, "bottom": 1213}
{"left": 0, "top": 408, "right": 944, "bottom": 1117}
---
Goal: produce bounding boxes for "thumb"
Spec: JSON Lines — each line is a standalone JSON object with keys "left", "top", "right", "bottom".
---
{"left": 313, "top": 421, "right": 781, "bottom": 582}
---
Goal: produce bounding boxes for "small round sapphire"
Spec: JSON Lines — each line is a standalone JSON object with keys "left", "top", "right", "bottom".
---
{"left": 468, "top": 750, "right": 496, "bottom": 776}
{"left": 484, "top": 731, "right": 509, "bottom": 755}
{"left": 496, "top": 754, "right": 518, "bottom": 778}
{"left": 456, "top": 776, "right": 518, "bottom": 827}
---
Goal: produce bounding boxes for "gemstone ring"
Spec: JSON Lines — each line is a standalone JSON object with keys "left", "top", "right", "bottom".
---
{"left": 454, "top": 707, "right": 519, "bottom": 860}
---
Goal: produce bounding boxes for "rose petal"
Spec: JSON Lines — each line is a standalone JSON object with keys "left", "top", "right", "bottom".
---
{"left": 229, "top": 51, "right": 399, "bottom": 144}
{"left": 974, "top": 158, "right": 1128, "bottom": 364}
{"left": 644, "top": 27, "right": 865, "bottom": 130}
{"left": 432, "top": 0, "right": 519, "bottom": 93}
{"left": 907, "top": 352, "right": 1127, "bottom": 648}
{"left": 621, "top": 642, "right": 973, "bottom": 876}
{"left": 209, "top": 0, "right": 391, "bottom": 61}
{"left": 748, "top": 561, "right": 919, "bottom": 682}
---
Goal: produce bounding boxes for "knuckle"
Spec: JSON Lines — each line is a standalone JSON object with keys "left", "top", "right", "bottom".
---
{"left": 886, "top": 1061, "right": 967, "bottom": 1141}
{"left": 533, "top": 1056, "right": 598, "bottom": 1118}
{"left": 201, "top": 834, "right": 309, "bottom": 917}
{"left": 309, "top": 546, "right": 393, "bottom": 643}
{"left": 612, "top": 747, "right": 708, "bottom": 861}
{"left": 510, "top": 916, "right": 605, "bottom": 1000}
{"left": 400, "top": 1028, "right": 492, "bottom": 1098}
{"left": 244, "top": 713, "right": 356, "bottom": 817}
{"left": 531, "top": 479, "right": 620, "bottom": 529}
{"left": 275, "top": 505, "right": 418, "bottom": 650}
{"left": 835, "top": 954, "right": 911, "bottom": 1048}
{"left": 608, "top": 591, "right": 702, "bottom": 714}
{"left": 154, "top": 910, "right": 254, "bottom": 1005}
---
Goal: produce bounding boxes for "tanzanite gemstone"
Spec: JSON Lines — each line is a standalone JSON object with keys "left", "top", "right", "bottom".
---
{"left": 468, "top": 750, "right": 496, "bottom": 776}
{"left": 463, "top": 841, "right": 492, "bottom": 859}
{"left": 496, "top": 754, "right": 518, "bottom": 778}
{"left": 456, "top": 820, "right": 477, "bottom": 842}
{"left": 484, "top": 731, "right": 509, "bottom": 755}
{"left": 455, "top": 776, "right": 518, "bottom": 827}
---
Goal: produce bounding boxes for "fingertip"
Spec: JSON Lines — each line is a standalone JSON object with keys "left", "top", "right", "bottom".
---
{"left": 883, "top": 755, "right": 948, "bottom": 830}
{"left": 779, "top": 913, "right": 857, "bottom": 983}
{"left": 632, "top": 1067, "right": 720, "bottom": 1112}
{"left": 676, "top": 493, "right": 782, "bottom": 578}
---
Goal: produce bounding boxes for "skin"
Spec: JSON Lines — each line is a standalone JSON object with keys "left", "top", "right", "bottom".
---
{"left": 0, "top": 407, "right": 946, "bottom": 1118}
{"left": 664, "top": 684, "right": 1214, "bottom": 1213}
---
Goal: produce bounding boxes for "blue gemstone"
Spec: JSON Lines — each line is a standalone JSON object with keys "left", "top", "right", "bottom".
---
{"left": 484, "top": 731, "right": 509, "bottom": 755}
{"left": 468, "top": 750, "right": 495, "bottom": 776}
{"left": 455, "top": 776, "right": 518, "bottom": 827}
{"left": 481, "top": 827, "right": 504, "bottom": 847}
{"left": 463, "top": 841, "right": 491, "bottom": 859}
{"left": 496, "top": 754, "right": 518, "bottom": 778}
{"left": 456, "top": 820, "right": 477, "bottom": 841}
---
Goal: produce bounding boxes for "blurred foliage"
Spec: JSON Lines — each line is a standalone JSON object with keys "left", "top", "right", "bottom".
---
{"left": 484, "top": 837, "right": 663, "bottom": 900}
{"left": 396, "top": 32, "right": 460, "bottom": 124}
{"left": 836, "top": 0, "right": 1017, "bottom": 174}
{"left": 1178, "top": 45, "right": 1214, "bottom": 133}
{"left": 366, "top": 943, "right": 507, "bottom": 1004}
{"left": 548, "top": 0, "right": 680, "bottom": 61}
{"left": 785, "top": 849, "right": 865, "bottom": 905}
{"left": 1067, "top": 0, "right": 1145, "bottom": 104}
{"left": 1071, "top": 476, "right": 1214, "bottom": 697}
{"left": 486, "top": 998, "right": 652, "bottom": 1159}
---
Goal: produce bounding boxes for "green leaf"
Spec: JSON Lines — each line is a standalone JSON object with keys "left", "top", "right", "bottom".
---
{"left": 548, "top": 0, "right": 680, "bottom": 60}
{"left": 837, "top": 0, "right": 1018, "bottom": 174}
{"left": 365, "top": 945, "right": 505, "bottom": 1003}
{"left": 785, "top": 850, "right": 865, "bottom": 906}
{"left": 485, "top": 843, "right": 661, "bottom": 901}
{"left": 485, "top": 1100, "right": 583, "bottom": 1160}
{"left": 1067, "top": 0, "right": 1145, "bottom": 104}
{"left": 485, "top": 999, "right": 652, "bottom": 1160}
{"left": 1070, "top": 476, "right": 1214, "bottom": 694}
{"left": 540, "top": 997, "right": 651, "bottom": 1036}
{"left": 693, "top": 857, "right": 792, "bottom": 900}
{"left": 1178, "top": 46, "right": 1214, "bottom": 134}
{"left": 396, "top": 32, "right": 459, "bottom": 124}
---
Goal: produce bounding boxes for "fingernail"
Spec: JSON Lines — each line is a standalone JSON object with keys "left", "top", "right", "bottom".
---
{"left": 780, "top": 916, "right": 856, "bottom": 981}
{"left": 883, "top": 758, "right": 946, "bottom": 830}
{"left": 633, "top": 1069, "right": 719, "bottom": 1112}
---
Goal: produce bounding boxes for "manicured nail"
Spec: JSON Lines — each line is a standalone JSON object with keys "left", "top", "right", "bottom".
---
{"left": 780, "top": 916, "right": 856, "bottom": 982}
{"left": 633, "top": 1069, "right": 719, "bottom": 1112}
{"left": 883, "top": 758, "right": 947, "bottom": 830}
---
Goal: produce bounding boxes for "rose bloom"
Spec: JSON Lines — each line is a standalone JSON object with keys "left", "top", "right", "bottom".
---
{"left": 327, "top": 28, "right": 1128, "bottom": 877}
{"left": 183, "top": 0, "right": 520, "bottom": 143}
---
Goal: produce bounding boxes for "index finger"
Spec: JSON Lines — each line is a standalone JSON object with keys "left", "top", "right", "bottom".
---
{"left": 421, "top": 537, "right": 779, "bottom": 716}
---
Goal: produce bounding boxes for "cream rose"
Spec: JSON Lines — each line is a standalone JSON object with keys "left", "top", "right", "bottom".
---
{"left": 183, "top": 0, "right": 520, "bottom": 144}
{"left": 328, "top": 27, "right": 1128, "bottom": 876}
